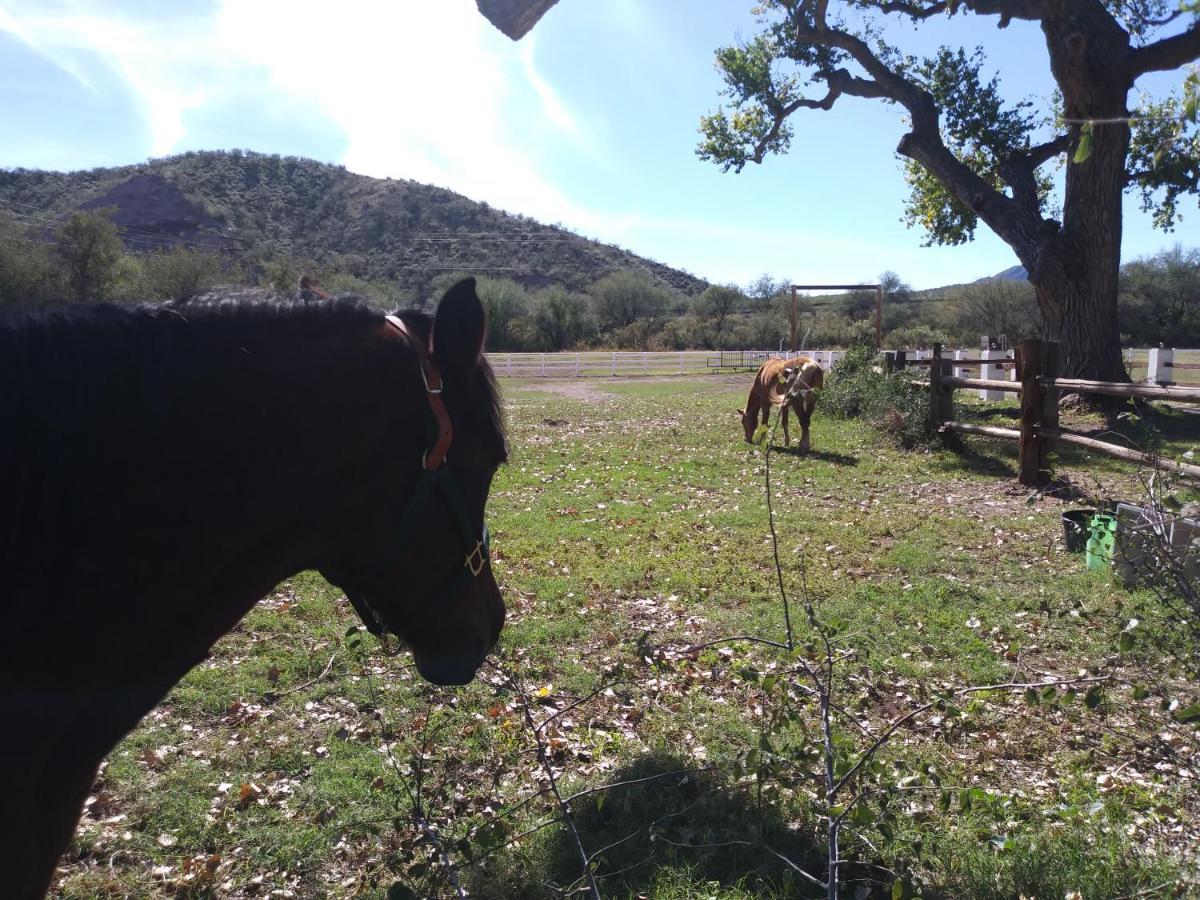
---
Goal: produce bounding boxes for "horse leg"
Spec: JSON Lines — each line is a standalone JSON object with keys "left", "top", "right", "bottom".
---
{"left": 760, "top": 402, "right": 774, "bottom": 446}
{"left": 798, "top": 395, "right": 814, "bottom": 452}
{"left": 2, "top": 739, "right": 99, "bottom": 899}
{"left": 781, "top": 405, "right": 790, "bottom": 446}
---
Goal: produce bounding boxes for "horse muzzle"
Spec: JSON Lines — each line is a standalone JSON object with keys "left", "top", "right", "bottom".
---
{"left": 411, "top": 648, "right": 489, "bottom": 686}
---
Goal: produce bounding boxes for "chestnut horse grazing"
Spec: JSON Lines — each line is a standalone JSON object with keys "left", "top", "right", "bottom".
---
{"left": 738, "top": 356, "right": 824, "bottom": 451}
{"left": 0, "top": 279, "right": 506, "bottom": 899}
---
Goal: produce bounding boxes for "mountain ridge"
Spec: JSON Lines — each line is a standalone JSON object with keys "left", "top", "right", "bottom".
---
{"left": 0, "top": 150, "right": 711, "bottom": 300}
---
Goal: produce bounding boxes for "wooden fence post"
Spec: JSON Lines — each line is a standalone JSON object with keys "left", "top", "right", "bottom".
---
{"left": 928, "top": 343, "right": 952, "bottom": 431}
{"left": 1018, "top": 338, "right": 1049, "bottom": 486}
{"left": 1040, "top": 341, "right": 1060, "bottom": 477}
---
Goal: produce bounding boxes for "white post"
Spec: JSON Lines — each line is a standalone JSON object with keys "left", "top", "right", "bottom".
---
{"left": 540, "top": 353, "right": 546, "bottom": 378}
{"left": 611, "top": 351, "right": 616, "bottom": 377}
{"left": 575, "top": 353, "right": 580, "bottom": 378}
{"left": 953, "top": 349, "right": 967, "bottom": 379}
{"left": 979, "top": 349, "right": 1006, "bottom": 401}
{"left": 679, "top": 351, "right": 685, "bottom": 375}
{"left": 1148, "top": 348, "right": 1174, "bottom": 386}
{"left": 642, "top": 351, "right": 648, "bottom": 375}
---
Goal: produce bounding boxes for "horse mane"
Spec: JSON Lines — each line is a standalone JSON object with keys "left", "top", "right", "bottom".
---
{"left": 0, "top": 293, "right": 504, "bottom": 576}
{"left": 0, "top": 294, "right": 502, "bottom": 439}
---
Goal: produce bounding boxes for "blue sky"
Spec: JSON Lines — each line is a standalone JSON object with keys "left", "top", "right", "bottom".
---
{"left": 0, "top": 0, "right": 1195, "bottom": 290}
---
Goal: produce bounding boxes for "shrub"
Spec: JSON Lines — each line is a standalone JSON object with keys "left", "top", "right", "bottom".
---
{"left": 822, "top": 343, "right": 934, "bottom": 448}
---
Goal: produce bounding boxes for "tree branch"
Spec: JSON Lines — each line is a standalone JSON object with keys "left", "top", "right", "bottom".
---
{"left": 1129, "top": 24, "right": 1200, "bottom": 78}
{"left": 790, "top": 1, "right": 1042, "bottom": 252}
{"left": 1025, "top": 132, "right": 1074, "bottom": 168}
{"left": 873, "top": 1, "right": 950, "bottom": 20}
{"left": 748, "top": 69, "right": 888, "bottom": 164}
{"left": 967, "top": 0, "right": 1047, "bottom": 24}
{"left": 998, "top": 132, "right": 1071, "bottom": 209}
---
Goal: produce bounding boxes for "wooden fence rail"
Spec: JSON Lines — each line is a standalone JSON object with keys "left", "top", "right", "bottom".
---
{"left": 927, "top": 339, "right": 1200, "bottom": 486}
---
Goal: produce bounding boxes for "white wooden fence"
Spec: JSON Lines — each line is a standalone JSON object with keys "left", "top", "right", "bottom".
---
{"left": 484, "top": 347, "right": 1199, "bottom": 387}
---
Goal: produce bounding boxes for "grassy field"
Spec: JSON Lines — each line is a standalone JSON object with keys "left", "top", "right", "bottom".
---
{"left": 55, "top": 375, "right": 1200, "bottom": 899}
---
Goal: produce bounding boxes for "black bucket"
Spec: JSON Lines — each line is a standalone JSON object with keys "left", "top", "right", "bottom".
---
{"left": 1061, "top": 508, "right": 1095, "bottom": 553}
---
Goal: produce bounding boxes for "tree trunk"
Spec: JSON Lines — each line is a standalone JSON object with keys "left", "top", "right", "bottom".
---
{"left": 1030, "top": 3, "right": 1133, "bottom": 383}
{"left": 1033, "top": 265, "right": 1127, "bottom": 381}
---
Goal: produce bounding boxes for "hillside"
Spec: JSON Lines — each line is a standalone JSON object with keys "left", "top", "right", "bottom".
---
{"left": 0, "top": 150, "right": 709, "bottom": 299}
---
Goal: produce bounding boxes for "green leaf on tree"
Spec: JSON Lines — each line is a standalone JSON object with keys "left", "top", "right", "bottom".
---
{"left": 1073, "top": 123, "right": 1094, "bottom": 163}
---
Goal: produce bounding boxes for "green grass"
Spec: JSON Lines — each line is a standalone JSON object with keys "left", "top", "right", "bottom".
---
{"left": 56, "top": 376, "right": 1199, "bottom": 898}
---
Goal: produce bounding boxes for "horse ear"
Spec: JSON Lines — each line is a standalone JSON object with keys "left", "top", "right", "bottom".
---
{"left": 736, "top": 408, "right": 746, "bottom": 417}
{"left": 432, "top": 277, "right": 487, "bottom": 373}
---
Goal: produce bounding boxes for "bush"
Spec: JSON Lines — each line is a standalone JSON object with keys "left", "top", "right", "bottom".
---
{"left": 822, "top": 343, "right": 934, "bottom": 448}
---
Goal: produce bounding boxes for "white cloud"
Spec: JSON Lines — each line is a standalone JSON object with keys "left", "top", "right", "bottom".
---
{"left": 519, "top": 36, "right": 591, "bottom": 154}
{"left": 210, "top": 0, "right": 612, "bottom": 231}
{"left": 0, "top": 2, "right": 217, "bottom": 154}
{"left": 1, "top": 0, "right": 603, "bottom": 229}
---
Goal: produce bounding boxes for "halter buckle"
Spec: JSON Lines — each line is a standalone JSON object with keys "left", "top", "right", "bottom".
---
{"left": 420, "top": 359, "right": 443, "bottom": 395}
{"left": 464, "top": 540, "right": 486, "bottom": 576}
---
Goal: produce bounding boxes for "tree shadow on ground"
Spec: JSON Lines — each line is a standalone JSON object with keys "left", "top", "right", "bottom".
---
{"left": 959, "top": 405, "right": 1019, "bottom": 422}
{"left": 1117, "top": 403, "right": 1200, "bottom": 444}
{"left": 469, "top": 751, "right": 828, "bottom": 898}
{"left": 936, "top": 437, "right": 1019, "bottom": 479}
{"left": 773, "top": 446, "right": 860, "bottom": 466}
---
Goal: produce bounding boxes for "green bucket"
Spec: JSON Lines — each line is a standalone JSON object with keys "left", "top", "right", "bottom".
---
{"left": 1086, "top": 513, "right": 1117, "bottom": 571}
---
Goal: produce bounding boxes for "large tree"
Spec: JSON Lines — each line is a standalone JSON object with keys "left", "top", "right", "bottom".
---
{"left": 698, "top": 1, "right": 1200, "bottom": 381}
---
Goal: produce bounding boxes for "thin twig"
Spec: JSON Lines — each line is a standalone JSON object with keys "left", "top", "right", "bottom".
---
{"left": 535, "top": 680, "right": 634, "bottom": 731}
{"left": 279, "top": 653, "right": 337, "bottom": 695}
{"left": 505, "top": 666, "right": 603, "bottom": 900}
{"left": 831, "top": 675, "right": 1111, "bottom": 797}
{"left": 652, "top": 834, "right": 826, "bottom": 890}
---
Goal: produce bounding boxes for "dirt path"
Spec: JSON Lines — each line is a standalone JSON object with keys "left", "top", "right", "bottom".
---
{"left": 522, "top": 381, "right": 614, "bottom": 402}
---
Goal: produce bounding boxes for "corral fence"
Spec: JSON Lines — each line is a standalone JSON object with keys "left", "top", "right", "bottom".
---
{"left": 484, "top": 349, "right": 846, "bottom": 378}
{"left": 919, "top": 339, "right": 1200, "bottom": 487}
{"left": 486, "top": 347, "right": 1197, "bottom": 385}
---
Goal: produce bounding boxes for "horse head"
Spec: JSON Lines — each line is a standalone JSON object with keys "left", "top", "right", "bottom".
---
{"left": 737, "top": 406, "right": 759, "bottom": 443}
{"left": 321, "top": 279, "right": 507, "bottom": 686}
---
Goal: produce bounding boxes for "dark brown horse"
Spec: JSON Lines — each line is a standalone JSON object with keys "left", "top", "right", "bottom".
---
{"left": 738, "top": 356, "right": 824, "bottom": 451}
{"left": 0, "top": 278, "right": 507, "bottom": 899}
